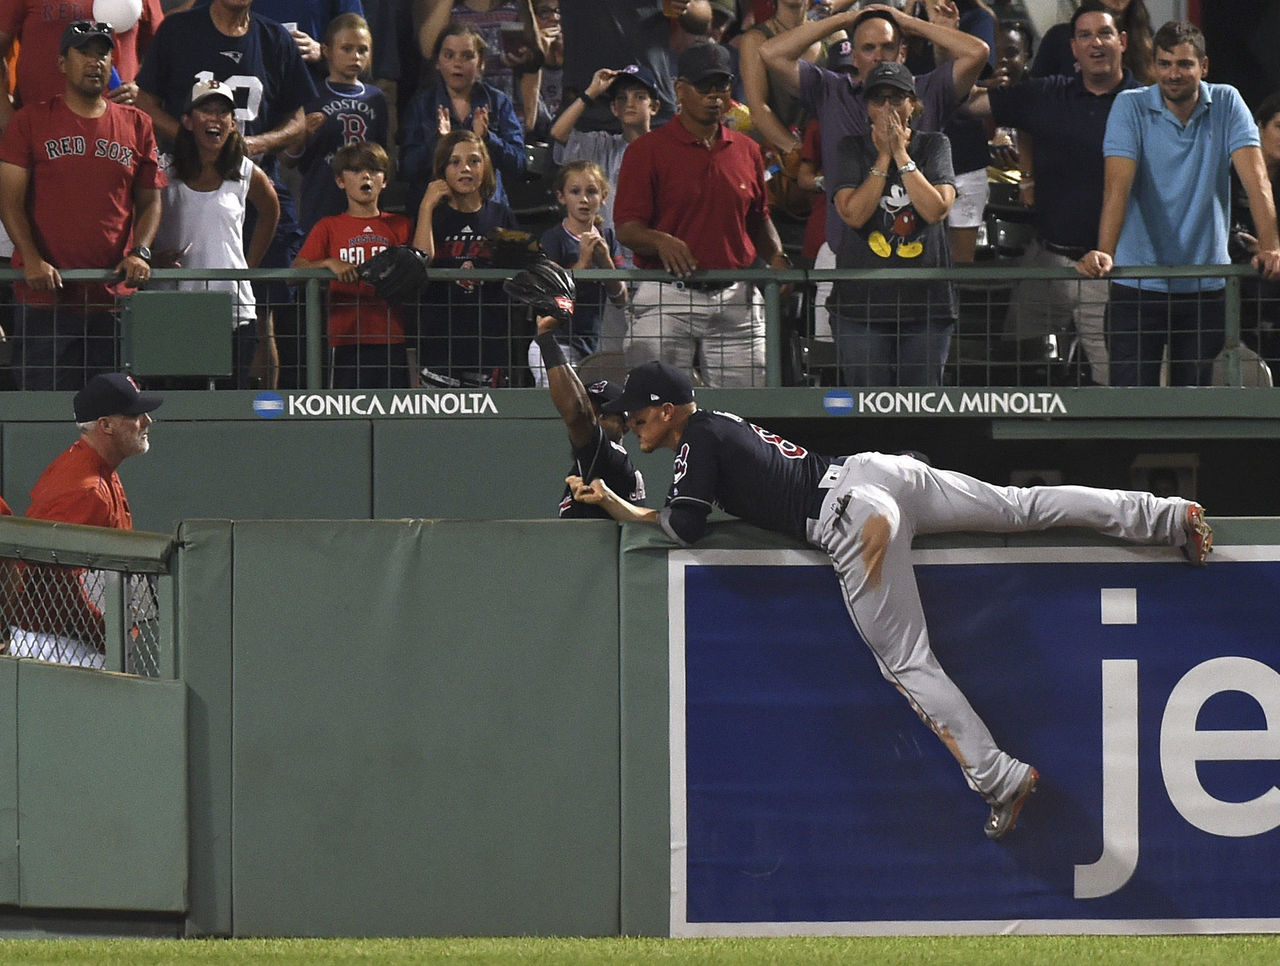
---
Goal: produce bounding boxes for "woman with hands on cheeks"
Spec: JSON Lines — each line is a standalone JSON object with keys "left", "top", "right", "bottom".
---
{"left": 828, "top": 60, "right": 957, "bottom": 387}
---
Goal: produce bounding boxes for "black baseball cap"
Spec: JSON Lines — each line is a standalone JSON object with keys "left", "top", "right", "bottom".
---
{"left": 586, "top": 379, "right": 624, "bottom": 411}
{"left": 676, "top": 42, "right": 734, "bottom": 84}
{"left": 602, "top": 361, "right": 694, "bottom": 414}
{"left": 60, "top": 20, "right": 113, "bottom": 56}
{"left": 863, "top": 61, "right": 916, "bottom": 97}
{"left": 74, "top": 373, "right": 164, "bottom": 422}
{"left": 607, "top": 64, "right": 660, "bottom": 100}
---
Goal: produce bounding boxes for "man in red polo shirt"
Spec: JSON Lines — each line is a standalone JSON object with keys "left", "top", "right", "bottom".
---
{"left": 614, "top": 41, "right": 789, "bottom": 388}
{"left": 10, "top": 372, "right": 162, "bottom": 667}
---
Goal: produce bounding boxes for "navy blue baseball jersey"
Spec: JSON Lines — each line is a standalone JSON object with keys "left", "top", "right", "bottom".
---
{"left": 666, "top": 410, "right": 834, "bottom": 543}
{"left": 560, "top": 420, "right": 645, "bottom": 519}
{"left": 294, "top": 80, "right": 389, "bottom": 233}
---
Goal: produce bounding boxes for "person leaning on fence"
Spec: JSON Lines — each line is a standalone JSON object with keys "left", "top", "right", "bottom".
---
{"left": 8, "top": 373, "right": 162, "bottom": 668}
{"left": 613, "top": 41, "right": 788, "bottom": 388}
{"left": 0, "top": 20, "right": 164, "bottom": 391}
{"left": 569, "top": 358, "right": 1214, "bottom": 842}
{"left": 1076, "top": 20, "right": 1280, "bottom": 387}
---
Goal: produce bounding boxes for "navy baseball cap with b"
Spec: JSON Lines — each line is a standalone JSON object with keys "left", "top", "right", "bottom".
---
{"left": 676, "top": 42, "right": 734, "bottom": 84}
{"left": 607, "top": 64, "right": 661, "bottom": 101}
{"left": 602, "top": 361, "right": 694, "bottom": 415}
{"left": 60, "top": 20, "right": 113, "bottom": 56}
{"left": 74, "top": 373, "right": 164, "bottom": 423}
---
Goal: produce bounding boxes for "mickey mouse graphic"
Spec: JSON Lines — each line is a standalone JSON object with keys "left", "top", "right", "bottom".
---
{"left": 869, "top": 182, "right": 925, "bottom": 259}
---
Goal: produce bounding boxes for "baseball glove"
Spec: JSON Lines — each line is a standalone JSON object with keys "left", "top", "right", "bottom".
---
{"left": 357, "top": 245, "right": 430, "bottom": 303}
{"left": 480, "top": 227, "right": 545, "bottom": 269}
{"left": 503, "top": 256, "right": 576, "bottom": 323}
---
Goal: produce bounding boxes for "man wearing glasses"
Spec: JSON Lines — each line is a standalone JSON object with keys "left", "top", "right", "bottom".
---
{"left": 614, "top": 42, "right": 788, "bottom": 388}
{"left": 0, "top": 21, "right": 164, "bottom": 390}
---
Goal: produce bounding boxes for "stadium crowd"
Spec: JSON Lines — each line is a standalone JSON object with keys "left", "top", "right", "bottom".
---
{"left": 0, "top": 0, "right": 1276, "bottom": 392}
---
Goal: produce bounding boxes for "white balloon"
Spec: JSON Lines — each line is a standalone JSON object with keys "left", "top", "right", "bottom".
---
{"left": 92, "top": 0, "right": 143, "bottom": 34}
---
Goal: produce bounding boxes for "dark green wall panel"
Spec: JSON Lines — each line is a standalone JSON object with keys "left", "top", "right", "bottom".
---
{"left": 226, "top": 519, "right": 621, "bottom": 936}
{"left": 16, "top": 662, "right": 187, "bottom": 911}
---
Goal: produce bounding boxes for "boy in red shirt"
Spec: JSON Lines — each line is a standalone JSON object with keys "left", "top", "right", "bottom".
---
{"left": 293, "top": 140, "right": 413, "bottom": 388}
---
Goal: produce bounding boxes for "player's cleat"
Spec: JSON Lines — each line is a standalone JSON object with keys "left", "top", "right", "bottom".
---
{"left": 985, "top": 767, "right": 1039, "bottom": 841}
{"left": 1181, "top": 503, "right": 1213, "bottom": 567}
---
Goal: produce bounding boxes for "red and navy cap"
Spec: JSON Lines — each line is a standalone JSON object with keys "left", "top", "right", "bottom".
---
{"left": 74, "top": 373, "right": 164, "bottom": 422}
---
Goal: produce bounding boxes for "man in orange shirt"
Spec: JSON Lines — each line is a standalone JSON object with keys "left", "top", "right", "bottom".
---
{"left": 9, "top": 372, "right": 162, "bottom": 667}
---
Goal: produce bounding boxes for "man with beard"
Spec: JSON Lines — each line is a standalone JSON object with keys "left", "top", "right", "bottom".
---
{"left": 1077, "top": 20, "right": 1280, "bottom": 386}
{"left": 9, "top": 373, "right": 163, "bottom": 667}
{"left": 613, "top": 42, "right": 787, "bottom": 387}
{"left": 0, "top": 21, "right": 164, "bottom": 390}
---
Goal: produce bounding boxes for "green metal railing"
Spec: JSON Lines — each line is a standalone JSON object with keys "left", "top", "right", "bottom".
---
{"left": 6, "top": 263, "right": 1267, "bottom": 390}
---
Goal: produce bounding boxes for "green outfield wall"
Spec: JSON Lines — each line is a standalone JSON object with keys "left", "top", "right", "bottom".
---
{"left": 2, "top": 516, "right": 1279, "bottom": 936}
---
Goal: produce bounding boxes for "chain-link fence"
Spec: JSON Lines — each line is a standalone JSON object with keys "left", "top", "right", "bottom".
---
{"left": 0, "top": 265, "right": 1275, "bottom": 392}
{"left": 0, "top": 520, "right": 174, "bottom": 678}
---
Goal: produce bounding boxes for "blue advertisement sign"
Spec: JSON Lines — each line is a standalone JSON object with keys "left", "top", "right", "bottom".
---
{"left": 668, "top": 546, "right": 1280, "bottom": 935}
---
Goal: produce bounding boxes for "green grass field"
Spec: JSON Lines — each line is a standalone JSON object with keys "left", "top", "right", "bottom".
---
{"left": 0, "top": 936, "right": 1279, "bottom": 966}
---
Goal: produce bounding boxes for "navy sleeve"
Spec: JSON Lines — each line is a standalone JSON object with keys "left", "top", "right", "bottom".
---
{"left": 660, "top": 503, "right": 711, "bottom": 546}
{"left": 399, "top": 90, "right": 434, "bottom": 186}
{"left": 483, "top": 86, "right": 527, "bottom": 182}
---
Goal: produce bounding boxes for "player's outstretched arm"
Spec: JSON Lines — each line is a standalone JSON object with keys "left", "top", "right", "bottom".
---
{"left": 536, "top": 315, "right": 596, "bottom": 449}
{"left": 567, "top": 475, "right": 658, "bottom": 524}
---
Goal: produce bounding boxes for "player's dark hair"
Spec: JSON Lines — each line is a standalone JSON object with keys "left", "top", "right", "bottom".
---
{"left": 331, "top": 140, "right": 391, "bottom": 178}
{"left": 170, "top": 113, "right": 247, "bottom": 184}
{"left": 432, "top": 21, "right": 488, "bottom": 67}
{"left": 1153, "top": 19, "right": 1206, "bottom": 60}
{"left": 433, "top": 129, "right": 496, "bottom": 200}
{"left": 324, "top": 11, "right": 370, "bottom": 48}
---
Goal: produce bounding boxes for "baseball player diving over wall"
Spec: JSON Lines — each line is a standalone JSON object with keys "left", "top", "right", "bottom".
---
{"left": 567, "top": 360, "right": 1214, "bottom": 841}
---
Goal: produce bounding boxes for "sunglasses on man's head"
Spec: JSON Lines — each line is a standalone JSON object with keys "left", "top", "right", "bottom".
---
{"left": 67, "top": 20, "right": 114, "bottom": 35}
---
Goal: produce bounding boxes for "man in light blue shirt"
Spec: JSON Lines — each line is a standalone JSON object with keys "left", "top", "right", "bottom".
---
{"left": 1078, "top": 20, "right": 1280, "bottom": 386}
